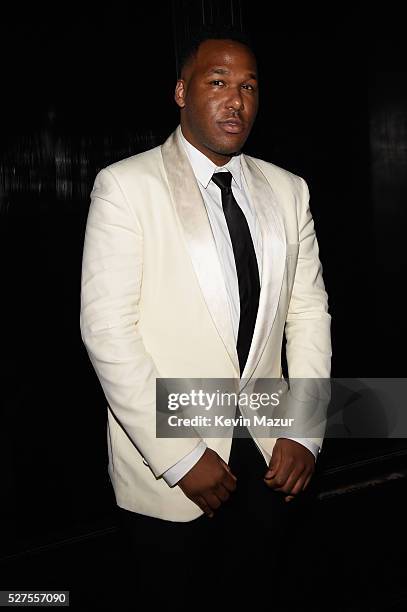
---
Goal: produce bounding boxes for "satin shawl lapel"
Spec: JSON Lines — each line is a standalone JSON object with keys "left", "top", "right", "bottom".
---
{"left": 240, "top": 155, "right": 287, "bottom": 385}
{"left": 161, "top": 128, "right": 240, "bottom": 376}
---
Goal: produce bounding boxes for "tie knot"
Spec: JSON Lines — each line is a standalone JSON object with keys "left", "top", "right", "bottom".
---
{"left": 211, "top": 171, "right": 233, "bottom": 194}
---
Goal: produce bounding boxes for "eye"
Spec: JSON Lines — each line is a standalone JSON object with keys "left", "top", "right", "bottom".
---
{"left": 210, "top": 80, "right": 225, "bottom": 86}
{"left": 242, "top": 84, "right": 255, "bottom": 91}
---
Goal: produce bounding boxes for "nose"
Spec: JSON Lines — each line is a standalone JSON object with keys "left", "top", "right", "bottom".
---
{"left": 226, "top": 87, "right": 244, "bottom": 111}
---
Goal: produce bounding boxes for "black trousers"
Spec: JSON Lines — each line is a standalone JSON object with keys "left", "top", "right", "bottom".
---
{"left": 116, "top": 436, "right": 303, "bottom": 606}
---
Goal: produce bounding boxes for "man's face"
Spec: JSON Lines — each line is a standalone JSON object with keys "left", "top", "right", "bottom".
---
{"left": 175, "top": 39, "right": 259, "bottom": 166}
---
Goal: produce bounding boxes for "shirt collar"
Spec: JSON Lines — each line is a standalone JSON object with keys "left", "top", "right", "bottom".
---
{"left": 179, "top": 126, "right": 242, "bottom": 190}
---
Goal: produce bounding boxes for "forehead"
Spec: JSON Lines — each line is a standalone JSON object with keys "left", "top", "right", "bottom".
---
{"left": 192, "top": 39, "right": 257, "bottom": 75}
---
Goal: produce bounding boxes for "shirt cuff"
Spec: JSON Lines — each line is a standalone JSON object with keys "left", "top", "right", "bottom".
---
{"left": 282, "top": 437, "right": 320, "bottom": 460}
{"left": 162, "top": 441, "right": 207, "bottom": 487}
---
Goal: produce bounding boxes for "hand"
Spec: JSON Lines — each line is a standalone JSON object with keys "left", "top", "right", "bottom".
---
{"left": 263, "top": 438, "right": 315, "bottom": 502}
{"left": 178, "top": 448, "right": 237, "bottom": 518}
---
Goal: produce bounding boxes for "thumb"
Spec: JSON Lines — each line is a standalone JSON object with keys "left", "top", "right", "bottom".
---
{"left": 265, "top": 445, "right": 281, "bottom": 479}
{"left": 222, "top": 459, "right": 237, "bottom": 480}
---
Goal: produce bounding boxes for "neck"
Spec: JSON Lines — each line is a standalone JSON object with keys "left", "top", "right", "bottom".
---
{"left": 180, "top": 125, "right": 235, "bottom": 166}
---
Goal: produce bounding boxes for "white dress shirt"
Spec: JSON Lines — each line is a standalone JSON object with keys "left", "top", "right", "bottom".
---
{"left": 162, "top": 129, "right": 319, "bottom": 486}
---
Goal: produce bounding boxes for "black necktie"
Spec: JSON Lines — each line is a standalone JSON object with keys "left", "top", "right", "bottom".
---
{"left": 211, "top": 171, "right": 260, "bottom": 376}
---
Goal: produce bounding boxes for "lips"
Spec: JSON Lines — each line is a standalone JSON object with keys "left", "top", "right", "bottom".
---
{"left": 218, "top": 120, "right": 245, "bottom": 134}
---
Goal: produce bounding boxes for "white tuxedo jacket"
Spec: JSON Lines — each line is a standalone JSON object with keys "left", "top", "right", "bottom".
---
{"left": 80, "top": 125, "right": 332, "bottom": 521}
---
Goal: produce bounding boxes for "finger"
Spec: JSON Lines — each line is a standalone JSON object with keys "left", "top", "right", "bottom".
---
{"left": 285, "top": 495, "right": 296, "bottom": 503}
{"left": 264, "top": 475, "right": 288, "bottom": 492}
{"left": 196, "top": 496, "right": 214, "bottom": 518}
{"left": 284, "top": 466, "right": 314, "bottom": 497}
{"left": 280, "top": 465, "right": 307, "bottom": 495}
{"left": 302, "top": 472, "right": 313, "bottom": 491}
{"left": 289, "top": 475, "right": 307, "bottom": 497}
{"left": 274, "top": 454, "right": 300, "bottom": 488}
{"left": 222, "top": 461, "right": 237, "bottom": 480}
{"left": 222, "top": 470, "right": 238, "bottom": 493}
{"left": 264, "top": 463, "right": 292, "bottom": 490}
{"left": 204, "top": 492, "right": 222, "bottom": 512}
{"left": 265, "top": 444, "right": 282, "bottom": 479}
{"left": 215, "top": 483, "right": 231, "bottom": 503}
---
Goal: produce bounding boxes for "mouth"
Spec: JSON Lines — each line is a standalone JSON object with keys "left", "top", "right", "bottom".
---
{"left": 217, "top": 119, "right": 245, "bottom": 134}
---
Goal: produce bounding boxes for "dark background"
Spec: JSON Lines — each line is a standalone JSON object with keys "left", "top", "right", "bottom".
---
{"left": 1, "top": 2, "right": 407, "bottom": 609}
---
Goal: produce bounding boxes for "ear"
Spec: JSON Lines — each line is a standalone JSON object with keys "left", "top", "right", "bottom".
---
{"left": 174, "top": 79, "right": 186, "bottom": 108}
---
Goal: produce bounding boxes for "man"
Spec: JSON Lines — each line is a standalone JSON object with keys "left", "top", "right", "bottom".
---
{"left": 80, "top": 30, "right": 331, "bottom": 602}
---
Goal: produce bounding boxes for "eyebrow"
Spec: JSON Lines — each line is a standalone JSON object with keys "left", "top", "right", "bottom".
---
{"left": 206, "top": 67, "right": 258, "bottom": 80}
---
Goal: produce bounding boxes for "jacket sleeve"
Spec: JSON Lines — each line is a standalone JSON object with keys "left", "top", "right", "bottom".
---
{"left": 284, "top": 176, "right": 332, "bottom": 450}
{"left": 80, "top": 167, "right": 201, "bottom": 478}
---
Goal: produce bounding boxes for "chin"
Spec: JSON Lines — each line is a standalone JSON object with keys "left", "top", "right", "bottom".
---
{"left": 214, "top": 139, "right": 245, "bottom": 156}
{"left": 224, "top": 135, "right": 247, "bottom": 151}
